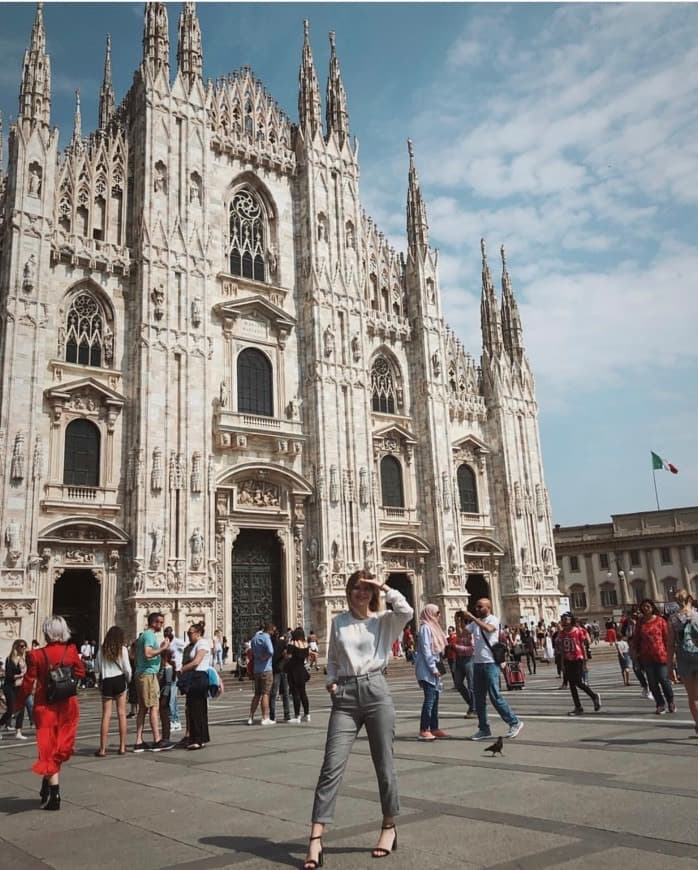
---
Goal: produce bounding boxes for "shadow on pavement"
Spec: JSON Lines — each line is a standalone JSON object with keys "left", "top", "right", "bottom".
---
{"left": 0, "top": 795, "right": 41, "bottom": 814}
{"left": 200, "top": 836, "right": 368, "bottom": 867}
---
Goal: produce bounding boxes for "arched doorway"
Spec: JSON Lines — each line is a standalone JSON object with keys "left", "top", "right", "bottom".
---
{"left": 466, "top": 573, "right": 490, "bottom": 609}
{"left": 52, "top": 569, "right": 100, "bottom": 646}
{"left": 387, "top": 572, "right": 415, "bottom": 624}
{"left": 231, "top": 529, "right": 283, "bottom": 654}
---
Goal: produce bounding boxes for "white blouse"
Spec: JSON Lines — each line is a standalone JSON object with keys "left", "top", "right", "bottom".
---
{"left": 326, "top": 588, "right": 414, "bottom": 684}
{"left": 95, "top": 646, "right": 132, "bottom": 682}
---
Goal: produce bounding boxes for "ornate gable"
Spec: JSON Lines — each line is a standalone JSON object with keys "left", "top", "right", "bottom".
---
{"left": 44, "top": 377, "right": 125, "bottom": 428}
{"left": 214, "top": 294, "right": 295, "bottom": 347}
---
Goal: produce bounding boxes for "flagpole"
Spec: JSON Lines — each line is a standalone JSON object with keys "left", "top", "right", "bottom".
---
{"left": 652, "top": 469, "right": 660, "bottom": 511}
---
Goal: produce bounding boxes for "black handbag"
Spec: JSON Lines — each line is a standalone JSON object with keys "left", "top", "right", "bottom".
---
{"left": 177, "top": 670, "right": 194, "bottom": 695}
{"left": 43, "top": 647, "right": 77, "bottom": 703}
{"left": 435, "top": 656, "right": 447, "bottom": 676}
{"left": 481, "top": 628, "right": 508, "bottom": 665}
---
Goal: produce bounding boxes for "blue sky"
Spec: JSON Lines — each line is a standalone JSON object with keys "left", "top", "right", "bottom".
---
{"left": 1, "top": 2, "right": 696, "bottom": 525}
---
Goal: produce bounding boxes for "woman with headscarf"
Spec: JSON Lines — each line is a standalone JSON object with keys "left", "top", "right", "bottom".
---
{"left": 414, "top": 603, "right": 449, "bottom": 741}
{"left": 15, "top": 616, "right": 85, "bottom": 810}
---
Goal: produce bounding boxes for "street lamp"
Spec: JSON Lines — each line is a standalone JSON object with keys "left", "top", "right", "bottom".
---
{"left": 607, "top": 553, "right": 633, "bottom": 607}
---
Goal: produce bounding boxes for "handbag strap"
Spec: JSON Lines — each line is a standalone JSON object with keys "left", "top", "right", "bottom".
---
{"left": 479, "top": 625, "right": 499, "bottom": 651}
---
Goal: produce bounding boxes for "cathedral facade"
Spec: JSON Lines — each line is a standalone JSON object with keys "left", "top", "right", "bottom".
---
{"left": 0, "top": 3, "right": 559, "bottom": 655}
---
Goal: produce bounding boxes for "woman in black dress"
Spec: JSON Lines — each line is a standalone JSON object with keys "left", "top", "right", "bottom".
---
{"left": 286, "top": 628, "right": 313, "bottom": 723}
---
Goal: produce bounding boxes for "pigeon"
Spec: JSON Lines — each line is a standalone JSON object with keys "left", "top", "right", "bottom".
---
{"left": 484, "top": 736, "right": 503, "bottom": 756}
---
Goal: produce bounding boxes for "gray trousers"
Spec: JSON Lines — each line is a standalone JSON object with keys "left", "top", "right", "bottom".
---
{"left": 312, "top": 672, "right": 399, "bottom": 824}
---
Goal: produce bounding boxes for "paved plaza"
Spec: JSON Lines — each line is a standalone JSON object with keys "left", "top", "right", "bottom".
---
{"left": 1, "top": 654, "right": 697, "bottom": 870}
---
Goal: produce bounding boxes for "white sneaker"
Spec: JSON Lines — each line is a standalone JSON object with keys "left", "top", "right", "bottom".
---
{"left": 246, "top": 718, "right": 255, "bottom": 726}
{"left": 302, "top": 714, "right": 311, "bottom": 723}
{"left": 505, "top": 721, "right": 524, "bottom": 739}
{"left": 170, "top": 721, "right": 182, "bottom": 732}
{"left": 288, "top": 717, "right": 301, "bottom": 723}
{"left": 260, "top": 718, "right": 276, "bottom": 726}
{"left": 641, "top": 690, "right": 650, "bottom": 699}
{"left": 15, "top": 732, "right": 27, "bottom": 740}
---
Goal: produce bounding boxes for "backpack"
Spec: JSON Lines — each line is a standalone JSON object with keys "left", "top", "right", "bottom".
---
{"left": 681, "top": 618, "right": 698, "bottom": 657}
{"left": 43, "top": 647, "right": 77, "bottom": 703}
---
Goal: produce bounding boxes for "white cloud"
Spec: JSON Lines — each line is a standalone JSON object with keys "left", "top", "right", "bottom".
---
{"left": 446, "top": 37, "right": 481, "bottom": 68}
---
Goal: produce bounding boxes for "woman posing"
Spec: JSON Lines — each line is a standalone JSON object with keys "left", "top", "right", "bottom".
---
{"left": 180, "top": 622, "right": 211, "bottom": 749}
{"left": 667, "top": 590, "right": 698, "bottom": 733}
{"left": 1, "top": 639, "right": 29, "bottom": 740}
{"left": 414, "top": 604, "right": 449, "bottom": 740}
{"left": 94, "top": 625, "right": 132, "bottom": 756}
{"left": 286, "top": 627, "right": 313, "bottom": 723}
{"left": 15, "top": 616, "right": 85, "bottom": 810}
{"left": 631, "top": 599, "right": 675, "bottom": 715}
{"left": 303, "top": 571, "right": 413, "bottom": 868}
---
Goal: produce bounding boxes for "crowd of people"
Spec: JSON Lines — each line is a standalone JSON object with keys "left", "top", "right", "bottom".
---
{"left": 1, "top": 586, "right": 696, "bottom": 847}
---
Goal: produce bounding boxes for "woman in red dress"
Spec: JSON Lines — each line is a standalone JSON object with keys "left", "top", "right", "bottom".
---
{"left": 15, "top": 616, "right": 85, "bottom": 810}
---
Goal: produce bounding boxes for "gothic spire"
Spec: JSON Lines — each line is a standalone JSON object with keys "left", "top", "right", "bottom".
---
{"left": 500, "top": 244, "right": 524, "bottom": 358}
{"left": 98, "top": 34, "right": 115, "bottom": 132}
{"left": 71, "top": 89, "right": 82, "bottom": 146}
{"left": 142, "top": 2, "right": 170, "bottom": 78}
{"left": 298, "top": 19, "right": 322, "bottom": 138}
{"left": 325, "top": 31, "right": 349, "bottom": 145}
{"left": 177, "top": 2, "right": 202, "bottom": 90}
{"left": 18, "top": 3, "right": 51, "bottom": 127}
{"left": 480, "top": 239, "right": 503, "bottom": 357}
{"left": 406, "top": 139, "right": 429, "bottom": 254}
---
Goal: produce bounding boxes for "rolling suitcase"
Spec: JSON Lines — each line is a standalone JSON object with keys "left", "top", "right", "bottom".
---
{"left": 504, "top": 661, "right": 525, "bottom": 690}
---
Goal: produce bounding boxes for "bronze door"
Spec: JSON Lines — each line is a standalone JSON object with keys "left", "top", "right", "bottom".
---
{"left": 52, "top": 568, "right": 101, "bottom": 646}
{"left": 231, "top": 529, "right": 282, "bottom": 653}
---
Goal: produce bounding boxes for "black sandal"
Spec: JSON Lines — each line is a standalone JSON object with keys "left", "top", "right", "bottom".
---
{"left": 372, "top": 823, "right": 397, "bottom": 859}
{"left": 303, "top": 835, "right": 323, "bottom": 868}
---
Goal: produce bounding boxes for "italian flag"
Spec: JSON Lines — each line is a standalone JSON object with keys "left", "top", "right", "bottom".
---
{"left": 651, "top": 451, "right": 678, "bottom": 474}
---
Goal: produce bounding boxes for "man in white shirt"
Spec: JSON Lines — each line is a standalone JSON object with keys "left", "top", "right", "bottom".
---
{"left": 164, "top": 626, "right": 185, "bottom": 732}
{"left": 463, "top": 598, "right": 523, "bottom": 741}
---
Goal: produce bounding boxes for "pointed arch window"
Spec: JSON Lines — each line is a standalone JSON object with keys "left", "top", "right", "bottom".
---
{"left": 457, "top": 464, "right": 479, "bottom": 513}
{"left": 229, "top": 189, "right": 266, "bottom": 282}
{"left": 371, "top": 355, "right": 396, "bottom": 414}
{"left": 65, "top": 292, "right": 108, "bottom": 368}
{"left": 237, "top": 348, "right": 273, "bottom": 416}
{"left": 380, "top": 456, "right": 404, "bottom": 507}
{"left": 64, "top": 419, "right": 100, "bottom": 486}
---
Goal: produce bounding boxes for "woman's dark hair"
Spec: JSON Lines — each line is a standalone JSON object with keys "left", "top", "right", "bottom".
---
{"left": 189, "top": 622, "right": 205, "bottom": 636}
{"left": 639, "top": 598, "right": 657, "bottom": 615}
{"left": 292, "top": 627, "right": 306, "bottom": 642}
{"left": 101, "top": 625, "right": 125, "bottom": 662}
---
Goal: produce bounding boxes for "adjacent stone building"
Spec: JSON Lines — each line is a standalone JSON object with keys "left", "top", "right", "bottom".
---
{"left": 0, "top": 3, "right": 559, "bottom": 656}
{"left": 554, "top": 506, "right": 698, "bottom": 622}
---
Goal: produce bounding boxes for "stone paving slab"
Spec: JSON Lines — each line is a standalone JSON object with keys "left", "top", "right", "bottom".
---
{"left": 1, "top": 660, "right": 697, "bottom": 870}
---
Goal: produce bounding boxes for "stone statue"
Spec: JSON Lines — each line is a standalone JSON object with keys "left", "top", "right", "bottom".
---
{"left": 190, "top": 527, "right": 204, "bottom": 570}
{"left": 308, "top": 537, "right": 318, "bottom": 566}
{"left": 219, "top": 380, "right": 228, "bottom": 408}
{"left": 351, "top": 333, "right": 360, "bottom": 361}
{"left": 28, "top": 164, "right": 41, "bottom": 195}
{"left": 132, "top": 560, "right": 145, "bottom": 594}
{"left": 22, "top": 255, "right": 36, "bottom": 292}
{"left": 324, "top": 326, "right": 335, "bottom": 358}
{"left": 150, "top": 525, "right": 163, "bottom": 569}
{"left": 5, "top": 520, "right": 20, "bottom": 553}
{"left": 191, "top": 297, "right": 202, "bottom": 327}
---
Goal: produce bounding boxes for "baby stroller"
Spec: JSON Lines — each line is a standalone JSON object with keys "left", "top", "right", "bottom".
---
{"left": 82, "top": 658, "right": 97, "bottom": 689}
